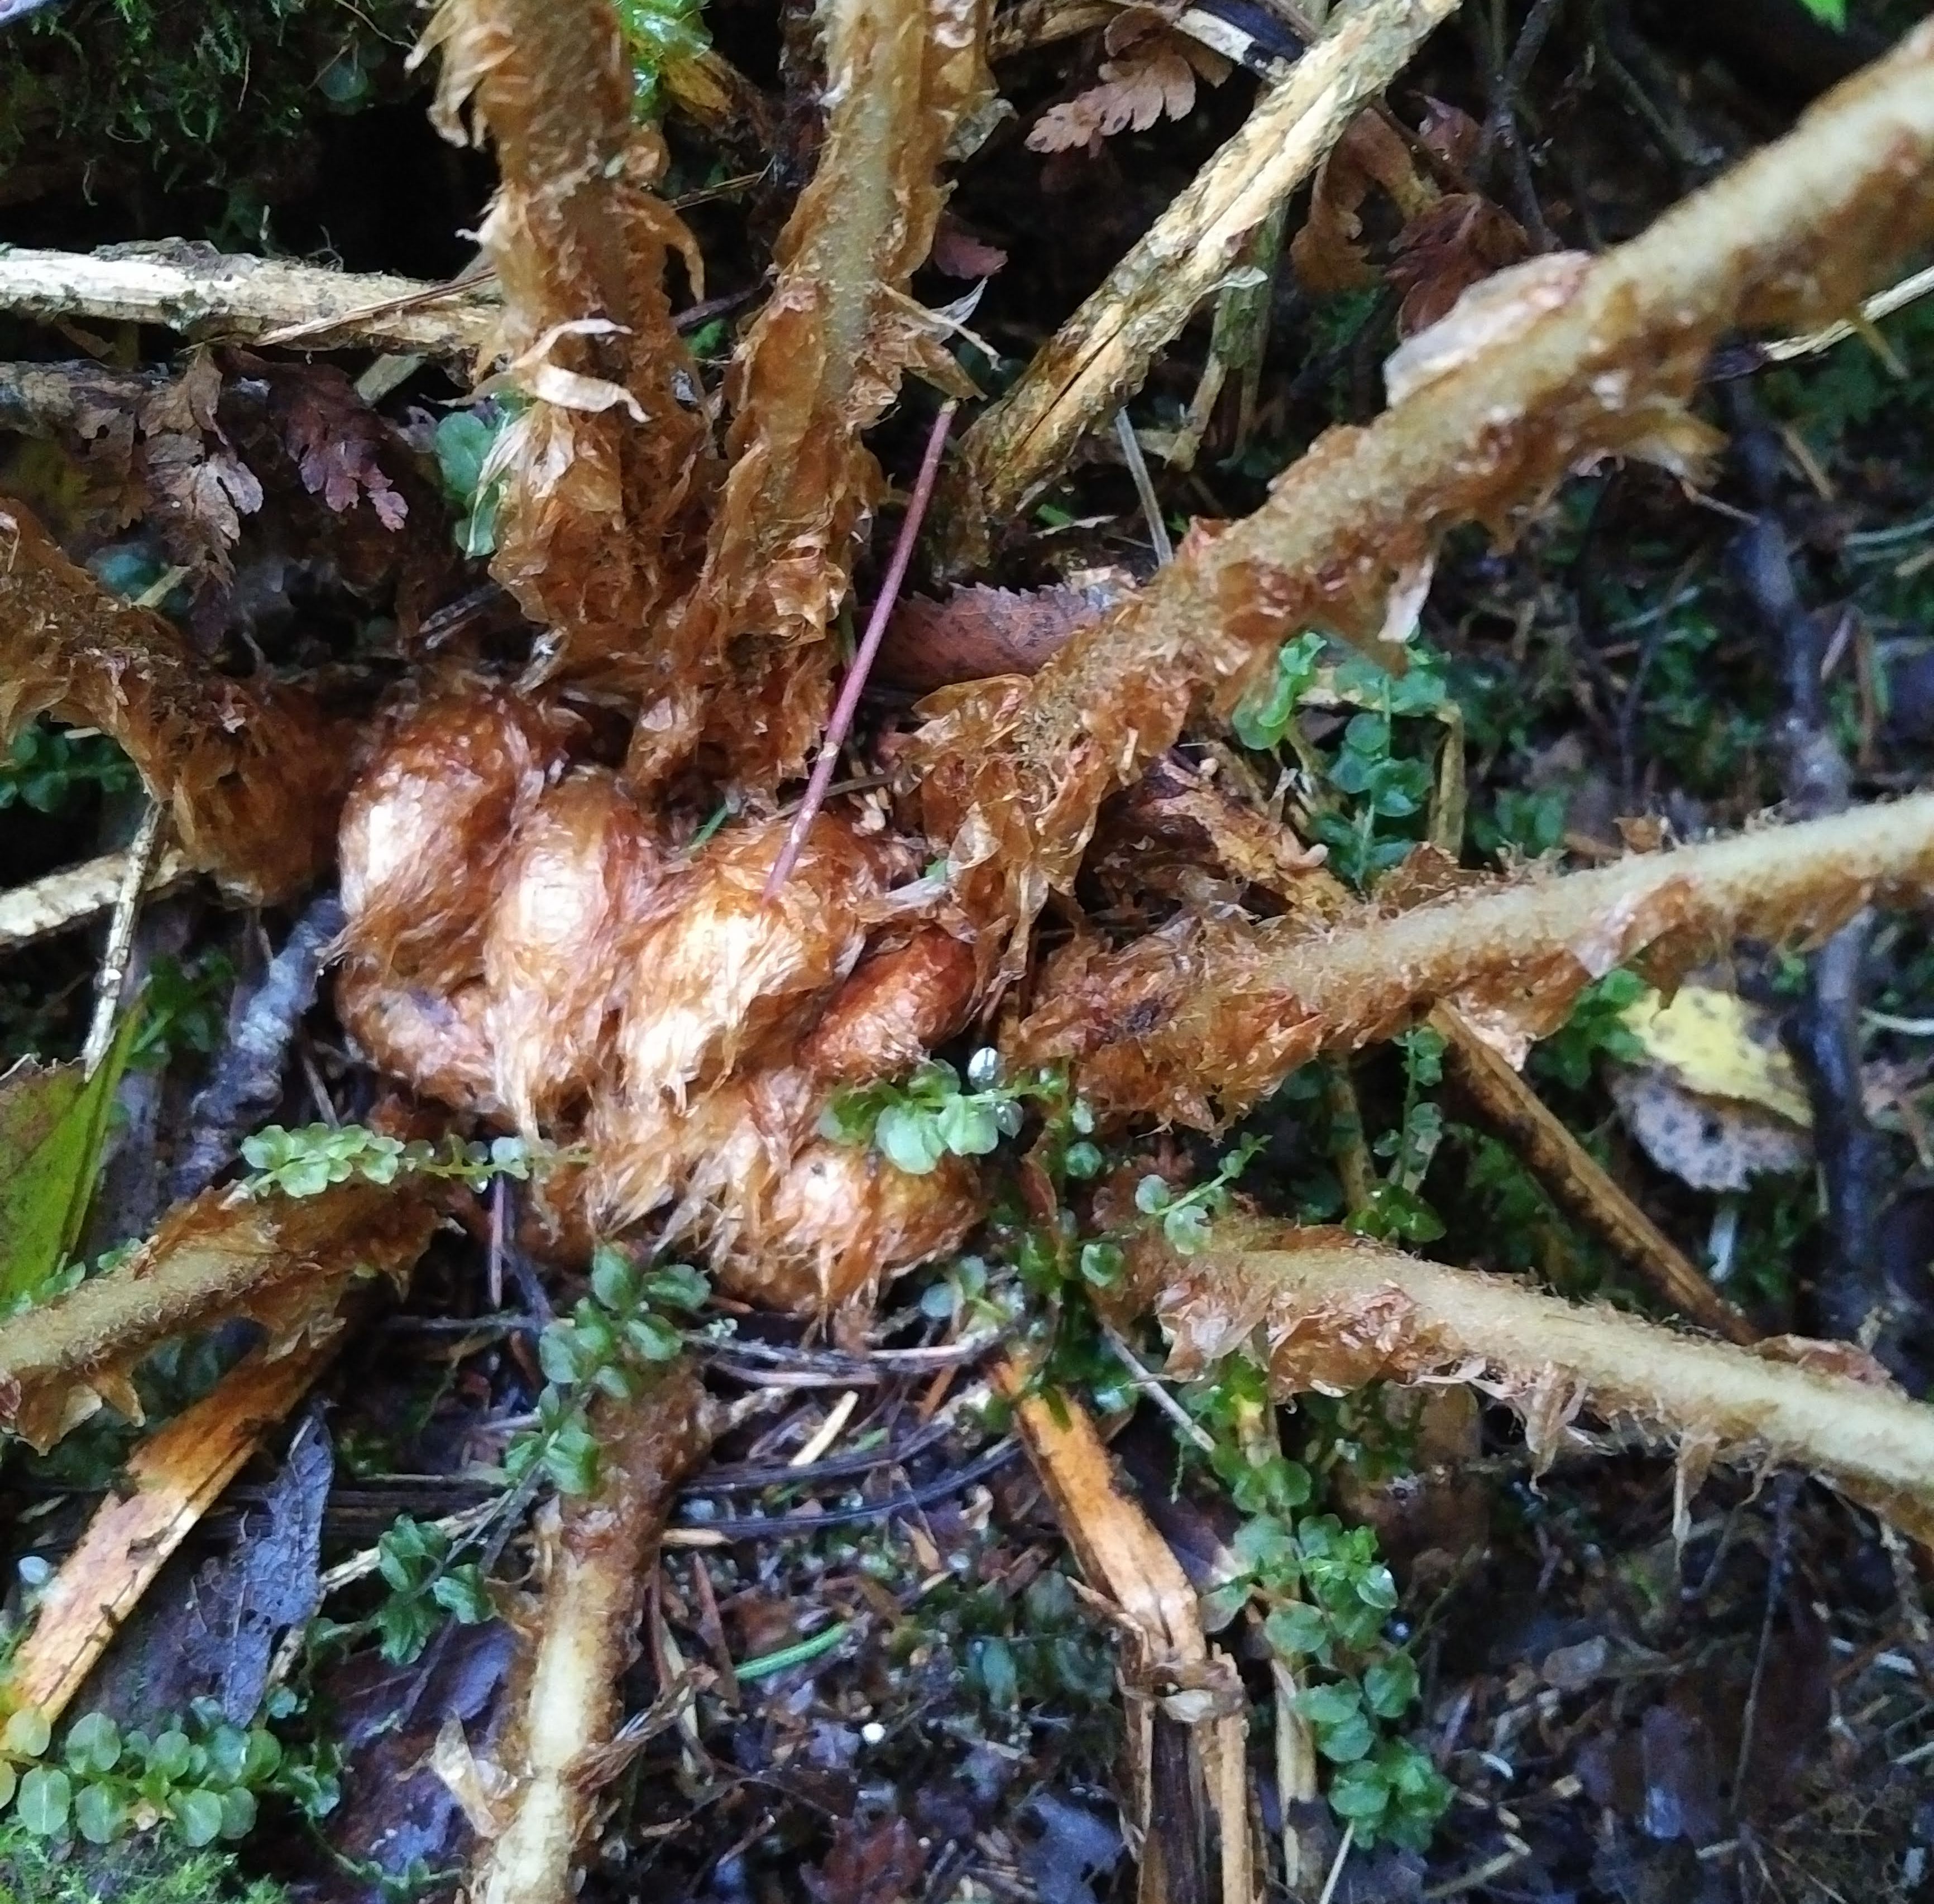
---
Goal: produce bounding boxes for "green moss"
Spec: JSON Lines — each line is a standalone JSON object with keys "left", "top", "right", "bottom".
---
{"left": 0, "top": 0, "right": 417, "bottom": 232}
{"left": 0, "top": 1819, "right": 284, "bottom": 1904}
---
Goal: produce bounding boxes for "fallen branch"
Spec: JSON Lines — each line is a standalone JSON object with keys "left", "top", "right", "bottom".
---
{"left": 1160, "top": 1232, "right": 1934, "bottom": 1539}
{"left": 0, "top": 1180, "right": 435, "bottom": 1451}
{"left": 1, "top": 1330, "right": 346, "bottom": 1722}
{"left": 0, "top": 500, "right": 357, "bottom": 904}
{"left": 1012, "top": 793, "right": 1934, "bottom": 1124}
{"left": 0, "top": 846, "right": 193, "bottom": 952}
{"left": 468, "top": 1365, "right": 715, "bottom": 1904}
{"left": 0, "top": 244, "right": 500, "bottom": 356}
{"left": 945, "top": 0, "right": 1458, "bottom": 555}
{"left": 910, "top": 18, "right": 1934, "bottom": 965}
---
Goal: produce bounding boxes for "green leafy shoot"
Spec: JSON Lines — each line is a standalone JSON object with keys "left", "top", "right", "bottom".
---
{"left": 238, "top": 1124, "right": 534, "bottom": 1200}
{"left": 1182, "top": 1358, "right": 1453, "bottom": 1850}
{"left": 0, "top": 723, "right": 137, "bottom": 816}
{"left": 0, "top": 1701, "right": 302, "bottom": 1851}
{"left": 614, "top": 0, "right": 710, "bottom": 114}
{"left": 502, "top": 1246, "right": 707, "bottom": 1497}
{"left": 821, "top": 1054, "right": 1069, "bottom": 1178}
{"left": 1348, "top": 1027, "right": 1448, "bottom": 1245}
{"left": 363, "top": 1518, "right": 493, "bottom": 1666}
{"left": 1129, "top": 1138, "right": 1262, "bottom": 1259}
{"left": 1232, "top": 634, "right": 1461, "bottom": 889}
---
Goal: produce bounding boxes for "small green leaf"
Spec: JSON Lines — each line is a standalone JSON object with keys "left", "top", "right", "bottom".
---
{"left": 73, "top": 1781, "right": 125, "bottom": 1844}
{"left": 1263, "top": 1603, "right": 1329, "bottom": 1660}
{"left": 64, "top": 1711, "right": 120, "bottom": 1776}
{"left": 1326, "top": 1759, "right": 1394, "bottom": 1825}
{"left": 17, "top": 1764, "right": 71, "bottom": 1835}
{"left": 876, "top": 1104, "right": 946, "bottom": 1176}
{"left": 1363, "top": 1652, "right": 1418, "bottom": 1718}
{"left": 218, "top": 1786, "right": 258, "bottom": 1840}
{"left": 173, "top": 1786, "right": 226, "bottom": 1847}
{"left": 934, "top": 1096, "right": 1001, "bottom": 1158}
{"left": 2, "top": 1709, "right": 50, "bottom": 1759}
{"left": 146, "top": 1730, "right": 193, "bottom": 1781}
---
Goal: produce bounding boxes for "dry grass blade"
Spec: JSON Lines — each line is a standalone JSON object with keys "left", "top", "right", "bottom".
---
{"left": 418, "top": 0, "right": 717, "bottom": 688}
{"left": 0, "top": 1331, "right": 346, "bottom": 1723}
{"left": 998, "top": 1360, "right": 1252, "bottom": 1904}
{"left": 0, "top": 1180, "right": 436, "bottom": 1452}
{"left": 0, "top": 246, "right": 501, "bottom": 356}
{"left": 909, "top": 20, "right": 1934, "bottom": 965}
{"left": 1162, "top": 1233, "right": 1934, "bottom": 1539}
{"left": 947, "top": 0, "right": 1458, "bottom": 554}
{"left": 635, "top": 0, "right": 992, "bottom": 789}
{"left": 468, "top": 1365, "right": 716, "bottom": 1904}
{"left": 1012, "top": 793, "right": 1934, "bottom": 1123}
{"left": 0, "top": 500, "right": 356, "bottom": 904}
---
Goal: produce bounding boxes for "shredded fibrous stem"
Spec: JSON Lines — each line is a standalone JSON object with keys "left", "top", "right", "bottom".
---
{"left": 1165, "top": 1236, "right": 1934, "bottom": 1538}
{"left": 472, "top": 1365, "right": 714, "bottom": 1904}
{"left": 1432, "top": 1003, "right": 1755, "bottom": 1344}
{"left": 909, "top": 19, "right": 1934, "bottom": 965}
{"left": 0, "top": 501, "right": 356, "bottom": 904}
{"left": 1012, "top": 793, "right": 1934, "bottom": 1123}
{"left": 1, "top": 1332, "right": 346, "bottom": 1721}
{"left": 417, "top": 0, "right": 717, "bottom": 686}
{"left": 0, "top": 1181, "right": 435, "bottom": 1452}
{"left": 946, "top": 0, "right": 1458, "bottom": 551}
{"left": 635, "top": 0, "right": 990, "bottom": 786}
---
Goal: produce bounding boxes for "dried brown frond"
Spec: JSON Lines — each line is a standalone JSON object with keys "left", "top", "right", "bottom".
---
{"left": 1026, "top": 17, "right": 1230, "bottom": 155}
{"left": 1011, "top": 793, "right": 1934, "bottom": 1124}
{"left": 417, "top": 0, "right": 716, "bottom": 685}
{"left": 1161, "top": 1231, "right": 1934, "bottom": 1537}
{"left": 636, "top": 0, "right": 993, "bottom": 789}
{"left": 468, "top": 1366, "right": 716, "bottom": 1904}
{"left": 0, "top": 499, "right": 351, "bottom": 903}
{"left": 913, "top": 20, "right": 1934, "bottom": 968}
{"left": 0, "top": 1181, "right": 435, "bottom": 1452}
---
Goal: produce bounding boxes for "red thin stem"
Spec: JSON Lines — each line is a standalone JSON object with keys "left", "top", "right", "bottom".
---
{"left": 763, "top": 399, "right": 959, "bottom": 900}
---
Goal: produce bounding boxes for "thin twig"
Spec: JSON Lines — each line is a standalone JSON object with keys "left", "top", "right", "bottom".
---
{"left": 763, "top": 399, "right": 959, "bottom": 899}
{"left": 670, "top": 1436, "right": 1018, "bottom": 1538}
{"left": 1114, "top": 410, "right": 1175, "bottom": 565}
{"left": 82, "top": 802, "right": 166, "bottom": 1077}
{"left": 1100, "top": 1322, "right": 1215, "bottom": 1451}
